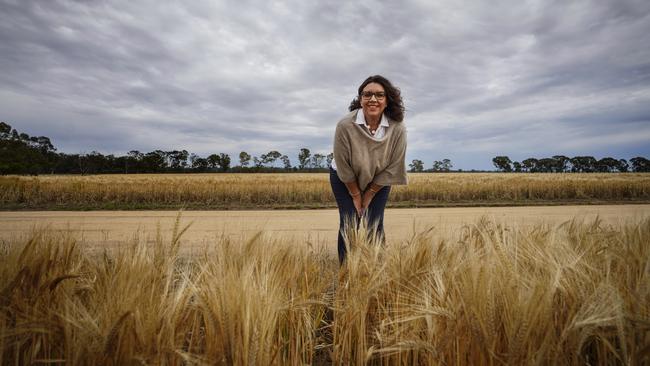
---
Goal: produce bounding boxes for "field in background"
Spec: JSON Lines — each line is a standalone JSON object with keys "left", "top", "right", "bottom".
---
{"left": 1, "top": 216, "right": 648, "bottom": 365}
{"left": 1, "top": 172, "right": 649, "bottom": 210}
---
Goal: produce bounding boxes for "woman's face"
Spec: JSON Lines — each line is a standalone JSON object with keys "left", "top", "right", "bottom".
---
{"left": 360, "top": 82, "right": 387, "bottom": 121}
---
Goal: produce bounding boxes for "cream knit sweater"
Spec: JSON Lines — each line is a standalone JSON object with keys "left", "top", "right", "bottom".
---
{"left": 333, "top": 110, "right": 408, "bottom": 191}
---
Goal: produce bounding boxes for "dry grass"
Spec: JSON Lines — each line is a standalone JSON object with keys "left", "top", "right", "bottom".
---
{"left": 334, "top": 217, "right": 650, "bottom": 365}
{"left": 1, "top": 172, "right": 649, "bottom": 210}
{"left": 1, "top": 214, "right": 649, "bottom": 365}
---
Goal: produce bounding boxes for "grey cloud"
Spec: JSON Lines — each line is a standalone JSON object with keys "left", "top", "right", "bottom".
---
{"left": 1, "top": 0, "right": 649, "bottom": 169}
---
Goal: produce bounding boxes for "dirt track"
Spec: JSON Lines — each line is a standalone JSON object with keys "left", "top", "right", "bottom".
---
{"left": 1, "top": 205, "right": 649, "bottom": 255}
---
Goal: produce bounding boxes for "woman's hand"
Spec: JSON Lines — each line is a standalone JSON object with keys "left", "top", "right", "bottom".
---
{"left": 361, "top": 190, "right": 374, "bottom": 216}
{"left": 352, "top": 194, "right": 363, "bottom": 217}
{"left": 345, "top": 181, "right": 364, "bottom": 217}
{"left": 360, "top": 183, "right": 382, "bottom": 216}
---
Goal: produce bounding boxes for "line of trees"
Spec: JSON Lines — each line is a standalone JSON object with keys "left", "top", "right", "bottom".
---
{"left": 241, "top": 148, "right": 333, "bottom": 171}
{"left": 492, "top": 155, "right": 650, "bottom": 173}
{"left": 0, "top": 122, "right": 335, "bottom": 175}
{"left": 2, "top": 122, "right": 648, "bottom": 175}
{"left": 409, "top": 159, "right": 453, "bottom": 172}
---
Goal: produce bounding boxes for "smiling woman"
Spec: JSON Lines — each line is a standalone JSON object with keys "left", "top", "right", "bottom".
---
{"left": 330, "top": 75, "right": 408, "bottom": 264}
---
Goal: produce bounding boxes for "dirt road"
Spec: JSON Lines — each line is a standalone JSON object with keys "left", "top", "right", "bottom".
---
{"left": 1, "top": 205, "right": 648, "bottom": 255}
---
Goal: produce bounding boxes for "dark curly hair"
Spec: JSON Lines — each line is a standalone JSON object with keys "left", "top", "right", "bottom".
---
{"left": 348, "top": 75, "right": 405, "bottom": 122}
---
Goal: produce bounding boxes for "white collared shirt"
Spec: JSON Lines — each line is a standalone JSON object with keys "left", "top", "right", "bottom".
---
{"left": 331, "top": 109, "right": 389, "bottom": 170}
{"left": 356, "top": 108, "right": 389, "bottom": 139}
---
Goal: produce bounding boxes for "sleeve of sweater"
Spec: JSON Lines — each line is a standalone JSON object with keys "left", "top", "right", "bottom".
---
{"left": 373, "top": 124, "right": 408, "bottom": 186}
{"left": 333, "top": 121, "right": 357, "bottom": 183}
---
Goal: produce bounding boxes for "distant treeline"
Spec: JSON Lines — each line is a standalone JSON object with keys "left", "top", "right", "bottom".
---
{"left": 490, "top": 155, "right": 649, "bottom": 173}
{"left": 1, "top": 122, "right": 331, "bottom": 175}
{"left": 1, "top": 121, "right": 648, "bottom": 175}
{"left": 408, "top": 154, "right": 650, "bottom": 173}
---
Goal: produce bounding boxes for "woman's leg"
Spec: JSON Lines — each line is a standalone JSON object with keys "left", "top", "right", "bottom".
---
{"left": 365, "top": 185, "right": 391, "bottom": 244}
{"left": 329, "top": 168, "right": 357, "bottom": 264}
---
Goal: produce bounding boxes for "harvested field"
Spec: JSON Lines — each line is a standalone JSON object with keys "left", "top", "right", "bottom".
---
{"left": 1, "top": 172, "right": 649, "bottom": 210}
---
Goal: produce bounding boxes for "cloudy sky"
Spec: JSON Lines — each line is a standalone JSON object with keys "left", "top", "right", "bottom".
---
{"left": 1, "top": 0, "right": 649, "bottom": 170}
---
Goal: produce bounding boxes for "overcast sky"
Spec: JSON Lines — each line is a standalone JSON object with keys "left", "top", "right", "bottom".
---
{"left": 1, "top": 0, "right": 649, "bottom": 170}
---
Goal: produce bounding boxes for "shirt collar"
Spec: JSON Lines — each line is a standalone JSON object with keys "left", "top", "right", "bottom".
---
{"left": 355, "top": 109, "right": 389, "bottom": 127}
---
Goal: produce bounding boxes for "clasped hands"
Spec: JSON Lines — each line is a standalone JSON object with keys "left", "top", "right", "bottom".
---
{"left": 350, "top": 184, "right": 380, "bottom": 218}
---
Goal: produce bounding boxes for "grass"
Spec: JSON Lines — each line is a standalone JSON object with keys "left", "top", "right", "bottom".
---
{"left": 1, "top": 172, "right": 649, "bottom": 210}
{"left": 1, "top": 214, "right": 649, "bottom": 364}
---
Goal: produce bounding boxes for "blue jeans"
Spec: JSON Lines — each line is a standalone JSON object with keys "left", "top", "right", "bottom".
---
{"left": 329, "top": 167, "right": 391, "bottom": 264}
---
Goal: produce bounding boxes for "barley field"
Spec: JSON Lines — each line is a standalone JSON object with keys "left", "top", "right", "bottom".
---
{"left": 1, "top": 173, "right": 649, "bottom": 210}
{"left": 1, "top": 216, "right": 648, "bottom": 365}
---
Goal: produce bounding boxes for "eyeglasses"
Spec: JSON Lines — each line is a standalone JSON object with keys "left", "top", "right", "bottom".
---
{"left": 360, "top": 91, "right": 386, "bottom": 100}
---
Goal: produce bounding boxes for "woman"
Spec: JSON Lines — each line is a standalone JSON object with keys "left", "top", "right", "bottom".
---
{"left": 330, "top": 75, "right": 408, "bottom": 264}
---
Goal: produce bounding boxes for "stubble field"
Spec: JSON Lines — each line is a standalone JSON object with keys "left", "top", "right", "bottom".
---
{"left": 1, "top": 173, "right": 649, "bottom": 364}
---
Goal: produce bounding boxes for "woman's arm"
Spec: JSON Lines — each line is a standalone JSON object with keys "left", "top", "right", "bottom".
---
{"left": 344, "top": 181, "right": 362, "bottom": 196}
{"left": 344, "top": 181, "right": 363, "bottom": 217}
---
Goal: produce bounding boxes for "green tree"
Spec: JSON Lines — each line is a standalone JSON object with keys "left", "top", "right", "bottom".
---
{"left": 0, "top": 122, "right": 55, "bottom": 175}
{"left": 54, "top": 153, "right": 81, "bottom": 174}
{"left": 521, "top": 158, "right": 538, "bottom": 172}
{"left": 441, "top": 158, "right": 452, "bottom": 172}
{"left": 0, "top": 122, "right": 10, "bottom": 138}
{"left": 432, "top": 160, "right": 443, "bottom": 172}
{"left": 492, "top": 156, "right": 513, "bottom": 172}
{"left": 143, "top": 150, "right": 167, "bottom": 172}
{"left": 126, "top": 150, "right": 144, "bottom": 173}
{"left": 298, "top": 148, "right": 311, "bottom": 169}
{"left": 166, "top": 150, "right": 189, "bottom": 170}
{"left": 536, "top": 158, "right": 557, "bottom": 173}
{"left": 239, "top": 151, "right": 251, "bottom": 167}
{"left": 262, "top": 150, "right": 282, "bottom": 167}
{"left": 253, "top": 156, "right": 263, "bottom": 168}
{"left": 79, "top": 151, "right": 107, "bottom": 175}
{"left": 596, "top": 157, "right": 620, "bottom": 173}
{"left": 570, "top": 156, "right": 597, "bottom": 172}
{"left": 630, "top": 157, "right": 649, "bottom": 172}
{"left": 190, "top": 154, "right": 209, "bottom": 172}
{"left": 409, "top": 159, "right": 424, "bottom": 172}
{"left": 552, "top": 155, "right": 570, "bottom": 172}
{"left": 280, "top": 155, "right": 291, "bottom": 169}
{"left": 0, "top": 138, "right": 46, "bottom": 174}
{"left": 431, "top": 159, "right": 452, "bottom": 172}
{"left": 207, "top": 154, "right": 221, "bottom": 170}
{"left": 432, "top": 159, "right": 453, "bottom": 172}
{"left": 218, "top": 153, "right": 231, "bottom": 172}
{"left": 326, "top": 153, "right": 333, "bottom": 167}
{"left": 311, "top": 153, "right": 326, "bottom": 169}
